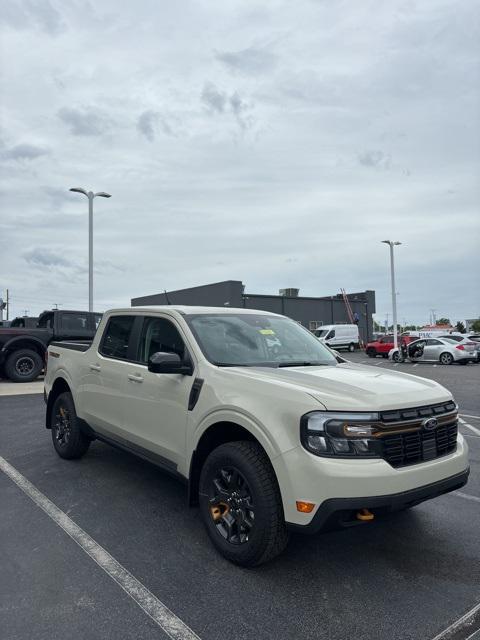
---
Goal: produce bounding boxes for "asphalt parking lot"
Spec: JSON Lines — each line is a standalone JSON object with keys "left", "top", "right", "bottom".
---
{"left": 1, "top": 357, "right": 479, "bottom": 640}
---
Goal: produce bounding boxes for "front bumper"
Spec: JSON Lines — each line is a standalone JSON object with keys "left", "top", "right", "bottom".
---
{"left": 274, "top": 432, "right": 469, "bottom": 526}
{"left": 287, "top": 468, "right": 469, "bottom": 534}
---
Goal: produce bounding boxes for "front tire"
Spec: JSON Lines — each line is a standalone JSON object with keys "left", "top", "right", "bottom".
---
{"left": 367, "top": 349, "right": 376, "bottom": 358}
{"left": 50, "top": 392, "right": 90, "bottom": 459}
{"left": 439, "top": 352, "right": 454, "bottom": 365}
{"left": 392, "top": 352, "right": 400, "bottom": 362}
{"left": 5, "top": 348, "right": 43, "bottom": 382}
{"left": 199, "top": 441, "right": 289, "bottom": 567}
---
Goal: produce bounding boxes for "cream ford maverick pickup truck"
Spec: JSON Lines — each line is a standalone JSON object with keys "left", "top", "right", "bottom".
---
{"left": 44, "top": 307, "right": 469, "bottom": 566}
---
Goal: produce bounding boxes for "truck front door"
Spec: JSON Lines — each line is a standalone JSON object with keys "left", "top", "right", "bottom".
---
{"left": 122, "top": 315, "right": 193, "bottom": 470}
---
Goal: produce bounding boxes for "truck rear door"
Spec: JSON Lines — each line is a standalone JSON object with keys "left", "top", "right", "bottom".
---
{"left": 79, "top": 315, "right": 136, "bottom": 437}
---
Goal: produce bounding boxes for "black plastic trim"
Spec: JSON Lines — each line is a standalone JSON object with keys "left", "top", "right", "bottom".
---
{"left": 49, "top": 341, "right": 92, "bottom": 352}
{"left": 286, "top": 468, "right": 470, "bottom": 534}
{"left": 188, "top": 378, "right": 204, "bottom": 411}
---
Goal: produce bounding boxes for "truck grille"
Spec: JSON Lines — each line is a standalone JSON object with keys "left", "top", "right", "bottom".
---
{"left": 378, "top": 401, "right": 458, "bottom": 468}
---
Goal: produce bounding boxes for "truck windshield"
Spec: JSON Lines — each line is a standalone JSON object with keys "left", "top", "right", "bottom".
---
{"left": 185, "top": 313, "right": 338, "bottom": 367}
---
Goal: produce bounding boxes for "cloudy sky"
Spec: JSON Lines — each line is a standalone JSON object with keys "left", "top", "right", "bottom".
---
{"left": 1, "top": 0, "right": 479, "bottom": 326}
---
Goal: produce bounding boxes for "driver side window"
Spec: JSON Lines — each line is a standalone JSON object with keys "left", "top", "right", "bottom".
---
{"left": 137, "top": 317, "right": 187, "bottom": 364}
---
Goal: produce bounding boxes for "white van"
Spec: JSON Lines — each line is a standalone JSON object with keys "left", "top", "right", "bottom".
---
{"left": 313, "top": 324, "right": 359, "bottom": 352}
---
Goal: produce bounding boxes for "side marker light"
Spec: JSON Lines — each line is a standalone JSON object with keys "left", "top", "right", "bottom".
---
{"left": 296, "top": 501, "right": 315, "bottom": 513}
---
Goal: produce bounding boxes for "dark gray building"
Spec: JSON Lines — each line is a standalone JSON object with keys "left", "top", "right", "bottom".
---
{"left": 131, "top": 280, "right": 376, "bottom": 342}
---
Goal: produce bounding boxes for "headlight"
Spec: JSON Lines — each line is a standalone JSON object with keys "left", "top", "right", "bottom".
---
{"left": 300, "top": 411, "right": 382, "bottom": 458}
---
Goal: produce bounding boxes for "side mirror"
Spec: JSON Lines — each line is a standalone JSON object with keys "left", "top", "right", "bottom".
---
{"left": 148, "top": 352, "right": 193, "bottom": 376}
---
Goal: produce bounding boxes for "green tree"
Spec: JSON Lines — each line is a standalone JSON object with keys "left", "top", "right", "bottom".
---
{"left": 455, "top": 321, "right": 466, "bottom": 334}
{"left": 436, "top": 318, "right": 451, "bottom": 326}
{"left": 471, "top": 319, "right": 480, "bottom": 333}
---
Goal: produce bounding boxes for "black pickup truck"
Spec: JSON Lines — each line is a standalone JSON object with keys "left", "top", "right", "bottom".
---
{"left": 0, "top": 309, "right": 102, "bottom": 382}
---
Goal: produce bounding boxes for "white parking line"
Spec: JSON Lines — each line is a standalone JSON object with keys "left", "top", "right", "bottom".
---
{"left": 453, "top": 491, "right": 480, "bottom": 504}
{"left": 0, "top": 456, "right": 200, "bottom": 640}
{"left": 459, "top": 418, "right": 480, "bottom": 437}
{"left": 413, "top": 364, "right": 418, "bottom": 367}
{"left": 430, "top": 601, "right": 480, "bottom": 640}
{"left": 460, "top": 414, "right": 480, "bottom": 421}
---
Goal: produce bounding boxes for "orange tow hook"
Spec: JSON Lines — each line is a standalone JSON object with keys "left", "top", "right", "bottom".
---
{"left": 356, "top": 508, "right": 374, "bottom": 522}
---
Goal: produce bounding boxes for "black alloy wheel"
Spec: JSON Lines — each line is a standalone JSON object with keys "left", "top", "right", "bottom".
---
{"left": 50, "top": 392, "right": 91, "bottom": 459}
{"left": 54, "top": 404, "right": 72, "bottom": 448}
{"left": 199, "top": 441, "right": 289, "bottom": 566}
{"left": 208, "top": 466, "right": 255, "bottom": 545}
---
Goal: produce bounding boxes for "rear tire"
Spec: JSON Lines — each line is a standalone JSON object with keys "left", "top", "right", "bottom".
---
{"left": 392, "top": 352, "right": 400, "bottom": 362}
{"left": 199, "top": 441, "right": 289, "bottom": 567}
{"left": 50, "top": 392, "right": 90, "bottom": 459}
{"left": 439, "top": 352, "right": 454, "bottom": 365}
{"left": 348, "top": 343, "right": 355, "bottom": 352}
{"left": 5, "top": 348, "right": 43, "bottom": 382}
{"left": 367, "top": 349, "right": 376, "bottom": 358}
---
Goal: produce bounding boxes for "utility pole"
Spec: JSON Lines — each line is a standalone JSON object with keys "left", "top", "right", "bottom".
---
{"left": 6, "top": 289, "right": 9, "bottom": 320}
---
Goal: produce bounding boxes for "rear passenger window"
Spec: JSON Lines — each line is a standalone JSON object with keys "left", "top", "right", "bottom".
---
{"left": 100, "top": 316, "right": 135, "bottom": 360}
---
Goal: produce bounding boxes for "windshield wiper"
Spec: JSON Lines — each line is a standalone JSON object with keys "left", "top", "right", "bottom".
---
{"left": 277, "top": 361, "right": 328, "bottom": 367}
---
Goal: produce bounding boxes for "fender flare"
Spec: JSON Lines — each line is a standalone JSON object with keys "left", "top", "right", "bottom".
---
{"left": 188, "top": 407, "right": 280, "bottom": 467}
{"left": 45, "top": 372, "right": 75, "bottom": 429}
{"left": 1, "top": 336, "right": 47, "bottom": 356}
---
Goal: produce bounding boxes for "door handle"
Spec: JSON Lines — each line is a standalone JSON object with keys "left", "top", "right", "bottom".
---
{"left": 89, "top": 364, "right": 101, "bottom": 372}
{"left": 128, "top": 373, "right": 144, "bottom": 383}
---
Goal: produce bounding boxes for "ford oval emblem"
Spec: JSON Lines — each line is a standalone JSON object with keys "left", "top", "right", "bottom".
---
{"left": 423, "top": 417, "right": 438, "bottom": 431}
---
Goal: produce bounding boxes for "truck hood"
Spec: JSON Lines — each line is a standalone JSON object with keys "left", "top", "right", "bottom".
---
{"left": 224, "top": 362, "right": 451, "bottom": 411}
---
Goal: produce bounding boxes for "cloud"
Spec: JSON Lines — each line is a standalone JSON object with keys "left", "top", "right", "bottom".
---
{"left": 229, "top": 92, "right": 254, "bottom": 130}
{"left": 215, "top": 46, "right": 277, "bottom": 76}
{"left": 1, "top": 0, "right": 65, "bottom": 36}
{"left": 57, "top": 106, "right": 112, "bottom": 137}
{"left": 358, "top": 150, "right": 392, "bottom": 170}
{"left": 137, "top": 110, "right": 175, "bottom": 141}
{"left": 1, "top": 143, "right": 49, "bottom": 162}
{"left": 201, "top": 83, "right": 255, "bottom": 131}
{"left": 201, "top": 82, "right": 227, "bottom": 113}
{"left": 23, "top": 248, "right": 75, "bottom": 269}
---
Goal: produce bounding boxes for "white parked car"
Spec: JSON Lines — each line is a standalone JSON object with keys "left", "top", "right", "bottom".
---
{"left": 389, "top": 337, "right": 476, "bottom": 365}
{"left": 44, "top": 307, "right": 469, "bottom": 566}
{"left": 313, "top": 324, "right": 360, "bottom": 352}
{"left": 437, "top": 335, "right": 480, "bottom": 362}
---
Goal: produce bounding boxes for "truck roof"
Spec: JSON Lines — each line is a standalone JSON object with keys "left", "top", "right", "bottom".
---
{"left": 110, "top": 306, "right": 282, "bottom": 316}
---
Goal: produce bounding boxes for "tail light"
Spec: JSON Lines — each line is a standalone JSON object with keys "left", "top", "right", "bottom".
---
{"left": 456, "top": 345, "right": 465, "bottom": 351}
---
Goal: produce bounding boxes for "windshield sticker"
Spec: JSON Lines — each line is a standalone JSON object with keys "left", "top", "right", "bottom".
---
{"left": 259, "top": 329, "right": 275, "bottom": 335}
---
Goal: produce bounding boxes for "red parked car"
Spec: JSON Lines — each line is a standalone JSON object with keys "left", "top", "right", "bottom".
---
{"left": 366, "top": 335, "right": 416, "bottom": 358}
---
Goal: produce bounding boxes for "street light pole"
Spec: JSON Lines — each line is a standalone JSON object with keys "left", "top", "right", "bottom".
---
{"left": 381, "top": 240, "right": 402, "bottom": 349}
{"left": 70, "top": 188, "right": 111, "bottom": 312}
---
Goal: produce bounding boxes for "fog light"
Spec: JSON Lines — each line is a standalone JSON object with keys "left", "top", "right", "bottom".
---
{"left": 296, "top": 501, "right": 315, "bottom": 513}
{"left": 307, "top": 434, "right": 329, "bottom": 452}
{"left": 352, "top": 439, "right": 370, "bottom": 453}
{"left": 331, "top": 438, "right": 351, "bottom": 453}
